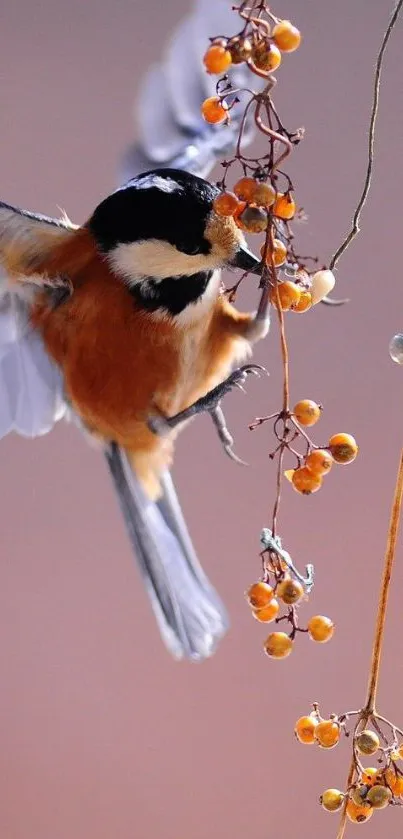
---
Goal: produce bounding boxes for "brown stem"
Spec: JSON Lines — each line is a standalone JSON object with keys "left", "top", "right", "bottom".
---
{"left": 335, "top": 452, "right": 403, "bottom": 839}
{"left": 364, "top": 449, "right": 403, "bottom": 712}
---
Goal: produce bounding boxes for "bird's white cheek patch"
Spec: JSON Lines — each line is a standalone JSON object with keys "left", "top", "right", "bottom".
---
{"left": 109, "top": 240, "right": 221, "bottom": 284}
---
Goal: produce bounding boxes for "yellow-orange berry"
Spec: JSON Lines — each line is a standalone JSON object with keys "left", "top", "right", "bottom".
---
{"left": 264, "top": 631, "right": 293, "bottom": 659}
{"left": 247, "top": 581, "right": 274, "bottom": 609}
{"left": 201, "top": 96, "right": 228, "bottom": 124}
{"left": 292, "top": 290, "right": 312, "bottom": 313}
{"left": 272, "top": 20, "right": 302, "bottom": 53}
{"left": 307, "top": 615, "right": 334, "bottom": 643}
{"left": 270, "top": 281, "right": 300, "bottom": 312}
{"left": 238, "top": 206, "right": 268, "bottom": 233}
{"left": 346, "top": 800, "right": 373, "bottom": 824}
{"left": 356, "top": 730, "right": 380, "bottom": 756}
{"left": 366, "top": 785, "right": 392, "bottom": 809}
{"left": 252, "top": 598, "right": 280, "bottom": 623}
{"left": 203, "top": 44, "right": 232, "bottom": 74}
{"left": 228, "top": 36, "right": 253, "bottom": 64}
{"left": 361, "top": 768, "right": 383, "bottom": 787}
{"left": 385, "top": 768, "right": 403, "bottom": 796}
{"left": 273, "top": 192, "right": 296, "bottom": 219}
{"left": 261, "top": 239, "right": 288, "bottom": 267}
{"left": 252, "top": 39, "right": 282, "bottom": 72}
{"left": 293, "top": 399, "right": 321, "bottom": 426}
{"left": 254, "top": 182, "right": 276, "bottom": 207}
{"left": 328, "top": 433, "right": 358, "bottom": 465}
{"left": 315, "top": 720, "right": 340, "bottom": 749}
{"left": 276, "top": 578, "right": 304, "bottom": 605}
{"left": 234, "top": 177, "right": 258, "bottom": 202}
{"left": 294, "top": 715, "right": 318, "bottom": 745}
{"left": 213, "top": 191, "right": 240, "bottom": 217}
{"left": 305, "top": 449, "right": 333, "bottom": 476}
{"left": 320, "top": 789, "right": 344, "bottom": 812}
{"left": 292, "top": 467, "right": 323, "bottom": 495}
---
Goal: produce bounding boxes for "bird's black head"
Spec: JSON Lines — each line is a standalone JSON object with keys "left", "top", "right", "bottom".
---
{"left": 88, "top": 169, "right": 260, "bottom": 317}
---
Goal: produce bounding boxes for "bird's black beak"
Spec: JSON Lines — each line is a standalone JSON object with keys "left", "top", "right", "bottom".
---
{"left": 229, "top": 245, "right": 262, "bottom": 275}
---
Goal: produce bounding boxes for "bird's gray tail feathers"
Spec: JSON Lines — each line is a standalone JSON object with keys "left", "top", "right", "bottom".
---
{"left": 104, "top": 442, "right": 229, "bottom": 661}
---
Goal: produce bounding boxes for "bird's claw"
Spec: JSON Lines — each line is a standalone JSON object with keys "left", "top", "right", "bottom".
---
{"left": 146, "top": 364, "right": 268, "bottom": 465}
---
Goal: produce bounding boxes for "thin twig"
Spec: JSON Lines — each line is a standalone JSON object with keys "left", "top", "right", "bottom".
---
{"left": 329, "top": 0, "right": 403, "bottom": 272}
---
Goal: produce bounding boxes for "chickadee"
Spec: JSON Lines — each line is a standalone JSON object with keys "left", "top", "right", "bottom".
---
{"left": 0, "top": 168, "right": 271, "bottom": 660}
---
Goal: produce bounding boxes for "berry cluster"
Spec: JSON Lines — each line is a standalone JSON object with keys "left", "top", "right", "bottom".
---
{"left": 285, "top": 402, "right": 358, "bottom": 495}
{"left": 212, "top": 175, "right": 336, "bottom": 311}
{"left": 296, "top": 704, "right": 403, "bottom": 825}
{"left": 252, "top": 397, "right": 358, "bottom": 496}
{"left": 200, "top": 1, "right": 357, "bottom": 665}
{"left": 246, "top": 571, "right": 334, "bottom": 659}
{"left": 202, "top": 17, "right": 301, "bottom": 123}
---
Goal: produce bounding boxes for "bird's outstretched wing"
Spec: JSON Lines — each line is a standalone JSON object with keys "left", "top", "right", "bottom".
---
{"left": 121, "top": 0, "right": 261, "bottom": 182}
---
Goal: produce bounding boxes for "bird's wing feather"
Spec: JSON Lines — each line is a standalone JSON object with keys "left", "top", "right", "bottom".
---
{"left": 0, "top": 204, "right": 74, "bottom": 439}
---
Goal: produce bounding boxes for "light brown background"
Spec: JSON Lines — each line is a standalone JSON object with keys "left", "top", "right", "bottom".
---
{"left": 1, "top": 1, "right": 402, "bottom": 837}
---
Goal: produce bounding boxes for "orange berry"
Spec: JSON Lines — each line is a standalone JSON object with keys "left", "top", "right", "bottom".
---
{"left": 252, "top": 39, "right": 282, "bottom": 72}
{"left": 233, "top": 201, "right": 247, "bottom": 229}
{"left": 361, "top": 768, "right": 384, "bottom": 787}
{"left": 307, "top": 615, "right": 334, "bottom": 643}
{"left": 254, "top": 182, "right": 276, "bottom": 207}
{"left": 228, "top": 36, "right": 253, "bottom": 64}
{"left": 294, "top": 715, "right": 318, "bottom": 745}
{"left": 261, "top": 239, "right": 288, "bottom": 267}
{"left": 252, "top": 598, "right": 280, "bottom": 623}
{"left": 201, "top": 96, "right": 228, "bottom": 124}
{"left": 346, "top": 800, "right": 373, "bottom": 824}
{"left": 234, "top": 177, "right": 258, "bottom": 202}
{"left": 238, "top": 205, "right": 268, "bottom": 233}
{"left": 203, "top": 44, "right": 232, "bottom": 74}
{"left": 305, "top": 449, "right": 333, "bottom": 476}
{"left": 270, "top": 281, "right": 300, "bottom": 312}
{"left": 385, "top": 768, "right": 403, "bottom": 796}
{"left": 272, "top": 20, "right": 302, "bottom": 53}
{"left": 293, "top": 399, "right": 321, "bottom": 426}
{"left": 320, "top": 789, "right": 344, "bottom": 812}
{"left": 264, "top": 631, "right": 293, "bottom": 659}
{"left": 366, "top": 785, "right": 392, "bottom": 809}
{"left": 356, "top": 730, "right": 380, "bottom": 756}
{"left": 213, "top": 191, "right": 240, "bottom": 217}
{"left": 315, "top": 720, "right": 340, "bottom": 749}
{"left": 328, "top": 433, "right": 358, "bottom": 465}
{"left": 276, "top": 578, "right": 304, "bottom": 605}
{"left": 292, "top": 290, "right": 312, "bottom": 313}
{"left": 247, "top": 581, "right": 274, "bottom": 609}
{"left": 292, "top": 467, "right": 323, "bottom": 495}
{"left": 273, "top": 192, "right": 296, "bottom": 219}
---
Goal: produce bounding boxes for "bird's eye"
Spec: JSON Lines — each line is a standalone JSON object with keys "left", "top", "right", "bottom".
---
{"left": 178, "top": 242, "right": 202, "bottom": 256}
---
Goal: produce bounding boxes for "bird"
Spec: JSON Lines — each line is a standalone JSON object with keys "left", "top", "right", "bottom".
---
{"left": 0, "top": 0, "right": 271, "bottom": 662}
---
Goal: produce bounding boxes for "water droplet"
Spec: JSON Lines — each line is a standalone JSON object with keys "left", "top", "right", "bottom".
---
{"left": 389, "top": 334, "right": 403, "bottom": 364}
